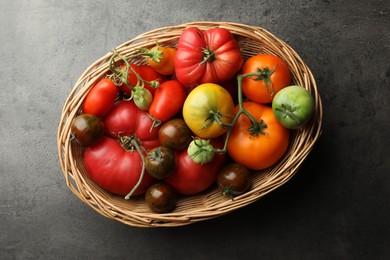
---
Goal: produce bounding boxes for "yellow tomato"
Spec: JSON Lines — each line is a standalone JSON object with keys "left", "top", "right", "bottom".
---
{"left": 183, "top": 83, "right": 234, "bottom": 139}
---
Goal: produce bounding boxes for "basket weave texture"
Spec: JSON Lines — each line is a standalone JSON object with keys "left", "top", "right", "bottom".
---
{"left": 57, "top": 22, "right": 323, "bottom": 227}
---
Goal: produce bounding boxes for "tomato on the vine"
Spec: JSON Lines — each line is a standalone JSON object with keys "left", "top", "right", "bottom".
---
{"left": 149, "top": 79, "right": 187, "bottom": 123}
{"left": 227, "top": 101, "right": 290, "bottom": 170}
{"left": 118, "top": 63, "right": 166, "bottom": 96}
{"left": 82, "top": 78, "right": 118, "bottom": 117}
{"left": 241, "top": 54, "right": 291, "bottom": 104}
{"left": 174, "top": 27, "right": 243, "bottom": 85}
{"left": 182, "top": 83, "right": 234, "bottom": 139}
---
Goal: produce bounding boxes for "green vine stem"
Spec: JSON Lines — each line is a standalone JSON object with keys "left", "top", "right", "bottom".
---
{"left": 212, "top": 71, "right": 273, "bottom": 155}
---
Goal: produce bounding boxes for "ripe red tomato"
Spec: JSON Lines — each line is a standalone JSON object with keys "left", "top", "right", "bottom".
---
{"left": 227, "top": 101, "right": 290, "bottom": 170}
{"left": 174, "top": 27, "right": 243, "bottom": 85}
{"left": 82, "top": 78, "right": 118, "bottom": 117}
{"left": 102, "top": 100, "right": 160, "bottom": 149}
{"left": 149, "top": 80, "right": 187, "bottom": 123}
{"left": 84, "top": 136, "right": 155, "bottom": 196}
{"left": 241, "top": 54, "right": 291, "bottom": 104}
{"left": 164, "top": 139, "right": 226, "bottom": 195}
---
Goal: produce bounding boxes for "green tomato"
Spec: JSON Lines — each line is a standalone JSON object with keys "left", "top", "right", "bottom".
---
{"left": 272, "top": 85, "right": 314, "bottom": 129}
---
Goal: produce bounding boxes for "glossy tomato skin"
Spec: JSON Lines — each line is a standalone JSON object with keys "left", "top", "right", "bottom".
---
{"left": 149, "top": 80, "right": 187, "bottom": 123}
{"left": 272, "top": 85, "right": 315, "bottom": 129}
{"left": 102, "top": 100, "right": 160, "bottom": 149}
{"left": 183, "top": 83, "right": 234, "bottom": 139}
{"left": 119, "top": 64, "right": 166, "bottom": 96}
{"left": 174, "top": 27, "right": 243, "bottom": 85}
{"left": 71, "top": 114, "right": 104, "bottom": 146}
{"left": 165, "top": 139, "right": 226, "bottom": 195}
{"left": 82, "top": 78, "right": 118, "bottom": 117}
{"left": 217, "top": 163, "right": 251, "bottom": 199}
{"left": 145, "top": 182, "right": 176, "bottom": 213}
{"left": 145, "top": 146, "right": 176, "bottom": 179}
{"left": 227, "top": 101, "right": 290, "bottom": 170}
{"left": 84, "top": 136, "right": 155, "bottom": 196}
{"left": 146, "top": 46, "right": 176, "bottom": 76}
{"left": 242, "top": 54, "right": 291, "bottom": 104}
{"left": 158, "top": 118, "right": 192, "bottom": 151}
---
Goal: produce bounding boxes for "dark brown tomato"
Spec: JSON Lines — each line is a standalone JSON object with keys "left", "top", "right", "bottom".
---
{"left": 70, "top": 114, "right": 104, "bottom": 146}
{"left": 217, "top": 163, "right": 251, "bottom": 199}
{"left": 145, "top": 146, "right": 176, "bottom": 179}
{"left": 158, "top": 118, "right": 192, "bottom": 151}
{"left": 145, "top": 182, "right": 176, "bottom": 213}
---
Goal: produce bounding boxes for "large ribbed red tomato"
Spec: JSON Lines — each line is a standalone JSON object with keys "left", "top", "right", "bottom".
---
{"left": 174, "top": 27, "right": 243, "bottom": 85}
{"left": 84, "top": 100, "right": 160, "bottom": 197}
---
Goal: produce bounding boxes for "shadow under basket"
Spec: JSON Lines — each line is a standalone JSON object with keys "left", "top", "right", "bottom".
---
{"left": 57, "top": 21, "right": 323, "bottom": 227}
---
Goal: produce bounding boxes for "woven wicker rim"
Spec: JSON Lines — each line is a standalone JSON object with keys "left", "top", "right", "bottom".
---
{"left": 57, "top": 21, "right": 323, "bottom": 227}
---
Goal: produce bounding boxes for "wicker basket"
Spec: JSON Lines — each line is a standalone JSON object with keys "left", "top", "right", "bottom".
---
{"left": 57, "top": 22, "right": 322, "bottom": 227}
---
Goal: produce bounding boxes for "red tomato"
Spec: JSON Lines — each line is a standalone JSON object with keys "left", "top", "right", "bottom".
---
{"left": 174, "top": 27, "right": 243, "bottom": 85}
{"left": 82, "top": 78, "right": 118, "bottom": 117}
{"left": 165, "top": 139, "right": 226, "bottom": 195}
{"left": 227, "top": 101, "right": 290, "bottom": 170}
{"left": 241, "top": 54, "right": 292, "bottom": 104}
{"left": 102, "top": 100, "right": 160, "bottom": 149}
{"left": 84, "top": 136, "right": 155, "bottom": 196}
{"left": 149, "top": 79, "right": 187, "bottom": 123}
{"left": 119, "top": 64, "right": 166, "bottom": 96}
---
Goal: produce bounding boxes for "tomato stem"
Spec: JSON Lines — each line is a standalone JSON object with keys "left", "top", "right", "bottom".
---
{"left": 123, "top": 136, "right": 146, "bottom": 200}
{"left": 137, "top": 42, "right": 163, "bottom": 63}
{"left": 200, "top": 48, "right": 215, "bottom": 65}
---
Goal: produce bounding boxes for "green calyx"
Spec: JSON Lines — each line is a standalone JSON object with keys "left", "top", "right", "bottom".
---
{"left": 187, "top": 139, "right": 215, "bottom": 164}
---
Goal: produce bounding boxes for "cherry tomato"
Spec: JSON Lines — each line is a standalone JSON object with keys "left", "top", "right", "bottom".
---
{"left": 149, "top": 80, "right": 187, "bottom": 123}
{"left": 142, "top": 44, "right": 176, "bottom": 76}
{"left": 70, "top": 114, "right": 104, "bottom": 146}
{"left": 227, "top": 101, "right": 290, "bottom": 170}
{"left": 174, "top": 27, "right": 243, "bottom": 85}
{"left": 82, "top": 78, "right": 118, "bottom": 117}
{"left": 145, "top": 146, "right": 176, "bottom": 179}
{"left": 145, "top": 182, "right": 176, "bottom": 213}
{"left": 182, "top": 83, "right": 234, "bottom": 139}
{"left": 217, "top": 163, "right": 251, "bottom": 199}
{"left": 272, "top": 85, "right": 315, "bottom": 129}
{"left": 164, "top": 139, "right": 226, "bottom": 195}
{"left": 241, "top": 54, "right": 291, "bottom": 104}
{"left": 158, "top": 119, "right": 192, "bottom": 151}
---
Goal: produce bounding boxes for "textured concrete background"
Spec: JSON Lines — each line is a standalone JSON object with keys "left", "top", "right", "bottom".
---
{"left": 1, "top": 0, "right": 389, "bottom": 259}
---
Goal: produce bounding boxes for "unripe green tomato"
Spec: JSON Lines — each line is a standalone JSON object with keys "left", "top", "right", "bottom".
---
{"left": 272, "top": 85, "right": 314, "bottom": 129}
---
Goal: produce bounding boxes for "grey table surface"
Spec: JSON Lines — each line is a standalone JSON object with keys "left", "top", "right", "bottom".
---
{"left": 1, "top": 0, "right": 389, "bottom": 259}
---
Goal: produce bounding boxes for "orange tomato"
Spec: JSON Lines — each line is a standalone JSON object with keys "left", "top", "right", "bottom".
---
{"left": 227, "top": 101, "right": 290, "bottom": 170}
{"left": 145, "top": 45, "right": 176, "bottom": 76}
{"left": 241, "top": 54, "right": 291, "bottom": 104}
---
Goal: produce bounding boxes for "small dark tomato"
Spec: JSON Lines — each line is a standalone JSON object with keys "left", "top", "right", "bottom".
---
{"left": 217, "top": 163, "right": 251, "bottom": 199}
{"left": 70, "top": 114, "right": 104, "bottom": 146}
{"left": 145, "top": 183, "right": 176, "bottom": 213}
{"left": 158, "top": 118, "right": 192, "bottom": 151}
{"left": 145, "top": 146, "right": 176, "bottom": 179}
